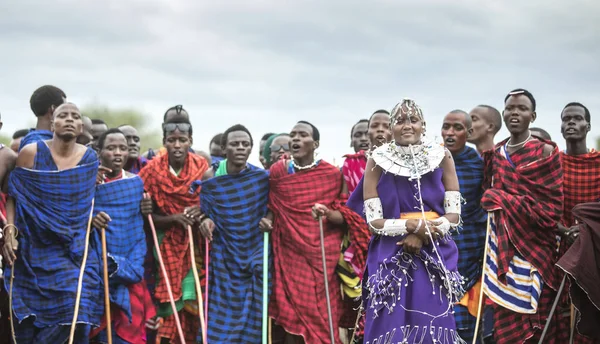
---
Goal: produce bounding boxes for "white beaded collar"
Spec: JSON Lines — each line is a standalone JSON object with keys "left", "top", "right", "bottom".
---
{"left": 370, "top": 140, "right": 446, "bottom": 178}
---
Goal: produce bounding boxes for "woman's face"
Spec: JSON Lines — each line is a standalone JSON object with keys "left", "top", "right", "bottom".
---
{"left": 392, "top": 107, "right": 424, "bottom": 146}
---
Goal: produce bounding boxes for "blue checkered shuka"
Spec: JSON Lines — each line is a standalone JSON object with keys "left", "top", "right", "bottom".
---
{"left": 199, "top": 165, "right": 271, "bottom": 343}
{"left": 6, "top": 142, "right": 103, "bottom": 341}
{"left": 453, "top": 146, "right": 488, "bottom": 336}
{"left": 93, "top": 175, "right": 146, "bottom": 318}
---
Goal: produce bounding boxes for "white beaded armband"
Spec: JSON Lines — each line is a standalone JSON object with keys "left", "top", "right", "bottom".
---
{"left": 431, "top": 217, "right": 451, "bottom": 236}
{"left": 444, "top": 191, "right": 462, "bottom": 215}
{"left": 364, "top": 198, "right": 383, "bottom": 223}
{"left": 373, "top": 219, "right": 409, "bottom": 237}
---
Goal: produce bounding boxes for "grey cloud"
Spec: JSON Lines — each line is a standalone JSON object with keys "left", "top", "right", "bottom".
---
{"left": 1, "top": 0, "right": 599, "bottom": 163}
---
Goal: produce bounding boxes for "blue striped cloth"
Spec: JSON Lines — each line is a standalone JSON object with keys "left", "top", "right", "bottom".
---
{"left": 453, "top": 146, "right": 487, "bottom": 333}
{"left": 93, "top": 175, "right": 146, "bottom": 319}
{"left": 199, "top": 164, "right": 271, "bottom": 343}
{"left": 18, "top": 129, "right": 53, "bottom": 151}
{"left": 6, "top": 142, "right": 103, "bottom": 334}
{"left": 483, "top": 213, "right": 543, "bottom": 314}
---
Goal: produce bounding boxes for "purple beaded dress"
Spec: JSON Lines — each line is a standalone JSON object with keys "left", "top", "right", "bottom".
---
{"left": 348, "top": 143, "right": 465, "bottom": 344}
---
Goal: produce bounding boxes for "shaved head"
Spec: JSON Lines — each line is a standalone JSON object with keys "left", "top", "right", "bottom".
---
{"left": 447, "top": 109, "right": 472, "bottom": 129}
{"left": 53, "top": 102, "right": 80, "bottom": 117}
{"left": 474, "top": 105, "right": 502, "bottom": 134}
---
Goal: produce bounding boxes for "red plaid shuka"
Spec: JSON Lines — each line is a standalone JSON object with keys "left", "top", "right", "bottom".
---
{"left": 555, "top": 151, "right": 600, "bottom": 344}
{"left": 139, "top": 153, "right": 208, "bottom": 343}
{"left": 482, "top": 139, "right": 564, "bottom": 343}
{"left": 560, "top": 150, "right": 600, "bottom": 227}
{"left": 268, "top": 160, "right": 366, "bottom": 343}
{"left": 342, "top": 151, "right": 367, "bottom": 194}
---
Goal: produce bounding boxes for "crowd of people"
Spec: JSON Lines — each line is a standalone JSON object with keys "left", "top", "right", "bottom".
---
{"left": 0, "top": 84, "right": 598, "bottom": 344}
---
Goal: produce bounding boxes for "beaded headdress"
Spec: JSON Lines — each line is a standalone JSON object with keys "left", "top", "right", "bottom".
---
{"left": 389, "top": 98, "right": 424, "bottom": 126}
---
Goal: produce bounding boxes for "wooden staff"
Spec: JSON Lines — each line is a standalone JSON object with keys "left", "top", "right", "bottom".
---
{"left": 7, "top": 224, "right": 18, "bottom": 344}
{"left": 100, "top": 226, "right": 113, "bottom": 344}
{"left": 262, "top": 232, "right": 269, "bottom": 344}
{"left": 318, "top": 216, "right": 335, "bottom": 344}
{"left": 205, "top": 238, "right": 210, "bottom": 325}
{"left": 188, "top": 225, "right": 207, "bottom": 343}
{"left": 538, "top": 274, "right": 567, "bottom": 344}
{"left": 68, "top": 200, "right": 95, "bottom": 344}
{"left": 472, "top": 213, "right": 492, "bottom": 344}
{"left": 147, "top": 211, "right": 186, "bottom": 343}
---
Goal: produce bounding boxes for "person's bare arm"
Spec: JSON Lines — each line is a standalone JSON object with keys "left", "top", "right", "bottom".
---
{"left": 542, "top": 143, "right": 554, "bottom": 158}
{"left": 0, "top": 149, "right": 17, "bottom": 194}
{"left": 363, "top": 158, "right": 381, "bottom": 200}
{"left": 2, "top": 144, "right": 36, "bottom": 265}
{"left": 438, "top": 149, "right": 460, "bottom": 224}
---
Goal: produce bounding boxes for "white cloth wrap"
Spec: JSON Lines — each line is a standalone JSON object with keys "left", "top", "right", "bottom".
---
{"left": 444, "top": 191, "right": 462, "bottom": 215}
{"left": 364, "top": 197, "right": 383, "bottom": 223}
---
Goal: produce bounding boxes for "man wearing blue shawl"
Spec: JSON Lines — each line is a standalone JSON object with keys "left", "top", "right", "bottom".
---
{"left": 198, "top": 124, "right": 271, "bottom": 343}
{"left": 89, "top": 128, "right": 155, "bottom": 344}
{"left": 441, "top": 110, "right": 488, "bottom": 343}
{"left": 3, "top": 103, "right": 103, "bottom": 343}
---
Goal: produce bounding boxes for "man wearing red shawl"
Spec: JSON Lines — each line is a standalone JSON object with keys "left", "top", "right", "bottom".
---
{"left": 265, "top": 121, "right": 366, "bottom": 344}
{"left": 481, "top": 89, "right": 564, "bottom": 343}
{"left": 139, "top": 109, "right": 209, "bottom": 343}
{"left": 555, "top": 102, "right": 599, "bottom": 343}
{"left": 342, "top": 119, "right": 369, "bottom": 194}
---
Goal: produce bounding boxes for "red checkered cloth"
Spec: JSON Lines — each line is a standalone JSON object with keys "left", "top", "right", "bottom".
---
{"left": 139, "top": 153, "right": 208, "bottom": 343}
{"left": 560, "top": 150, "right": 600, "bottom": 228}
{"left": 268, "top": 160, "right": 365, "bottom": 343}
{"left": 482, "top": 139, "right": 564, "bottom": 342}
{"left": 342, "top": 151, "right": 367, "bottom": 194}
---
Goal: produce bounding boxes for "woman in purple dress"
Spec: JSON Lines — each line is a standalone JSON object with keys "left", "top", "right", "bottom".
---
{"left": 355, "top": 99, "right": 465, "bottom": 344}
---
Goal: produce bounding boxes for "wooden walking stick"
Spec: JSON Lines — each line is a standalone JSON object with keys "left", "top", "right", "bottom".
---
{"left": 188, "top": 225, "right": 208, "bottom": 343}
{"left": 538, "top": 274, "right": 567, "bottom": 344}
{"left": 147, "top": 208, "right": 186, "bottom": 343}
{"left": 205, "top": 238, "right": 210, "bottom": 325}
{"left": 318, "top": 216, "right": 336, "bottom": 344}
{"left": 101, "top": 226, "right": 113, "bottom": 344}
{"left": 68, "top": 200, "right": 95, "bottom": 344}
{"left": 7, "top": 224, "right": 19, "bottom": 344}
{"left": 262, "top": 232, "right": 269, "bottom": 344}
{"left": 472, "top": 213, "right": 492, "bottom": 344}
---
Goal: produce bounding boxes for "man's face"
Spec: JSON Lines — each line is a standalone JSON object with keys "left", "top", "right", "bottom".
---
{"left": 351, "top": 122, "right": 369, "bottom": 153}
{"left": 290, "top": 123, "right": 317, "bottom": 161}
{"left": 503, "top": 95, "right": 536, "bottom": 135}
{"left": 561, "top": 105, "right": 590, "bottom": 142}
{"left": 224, "top": 130, "right": 252, "bottom": 167}
{"left": 119, "top": 125, "right": 141, "bottom": 160}
{"left": 163, "top": 128, "right": 192, "bottom": 166}
{"left": 441, "top": 112, "right": 471, "bottom": 155}
{"left": 91, "top": 123, "right": 108, "bottom": 146}
{"left": 99, "top": 133, "right": 129, "bottom": 174}
{"left": 368, "top": 113, "right": 392, "bottom": 148}
{"left": 468, "top": 107, "right": 490, "bottom": 144}
{"left": 269, "top": 135, "right": 291, "bottom": 165}
{"left": 52, "top": 104, "right": 83, "bottom": 141}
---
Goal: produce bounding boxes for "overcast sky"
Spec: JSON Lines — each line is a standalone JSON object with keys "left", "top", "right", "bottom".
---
{"left": 1, "top": 0, "right": 598, "bottom": 165}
